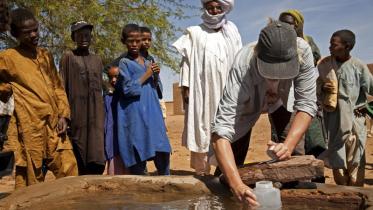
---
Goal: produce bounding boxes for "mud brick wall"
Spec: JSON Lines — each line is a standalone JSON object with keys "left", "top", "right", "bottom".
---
{"left": 173, "top": 83, "right": 184, "bottom": 115}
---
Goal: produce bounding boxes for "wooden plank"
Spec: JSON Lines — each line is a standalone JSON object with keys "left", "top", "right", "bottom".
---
{"left": 281, "top": 190, "right": 365, "bottom": 210}
{"left": 238, "top": 155, "right": 324, "bottom": 185}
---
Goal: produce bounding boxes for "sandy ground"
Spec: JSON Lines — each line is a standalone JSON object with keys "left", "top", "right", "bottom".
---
{"left": 1, "top": 102, "right": 372, "bottom": 194}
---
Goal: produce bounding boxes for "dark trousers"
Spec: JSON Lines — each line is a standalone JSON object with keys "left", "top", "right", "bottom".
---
{"left": 128, "top": 151, "right": 170, "bottom": 175}
{"left": 214, "top": 130, "right": 252, "bottom": 176}
{"left": 72, "top": 142, "right": 105, "bottom": 175}
{"left": 0, "top": 115, "right": 11, "bottom": 150}
{"left": 268, "top": 106, "right": 292, "bottom": 142}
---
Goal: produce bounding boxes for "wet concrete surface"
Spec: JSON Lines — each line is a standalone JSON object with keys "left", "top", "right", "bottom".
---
{"left": 0, "top": 175, "right": 371, "bottom": 210}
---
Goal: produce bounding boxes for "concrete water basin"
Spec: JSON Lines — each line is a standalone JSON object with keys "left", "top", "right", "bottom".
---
{"left": 0, "top": 175, "right": 371, "bottom": 210}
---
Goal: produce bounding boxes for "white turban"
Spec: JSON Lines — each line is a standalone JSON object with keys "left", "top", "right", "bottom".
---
{"left": 200, "top": 0, "right": 234, "bottom": 29}
{"left": 201, "top": 0, "right": 234, "bottom": 14}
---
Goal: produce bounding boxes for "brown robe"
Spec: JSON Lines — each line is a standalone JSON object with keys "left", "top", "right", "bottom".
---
{"left": 59, "top": 50, "right": 105, "bottom": 172}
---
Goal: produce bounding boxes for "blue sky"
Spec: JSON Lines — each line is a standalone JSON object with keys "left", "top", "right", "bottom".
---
{"left": 161, "top": 0, "right": 373, "bottom": 101}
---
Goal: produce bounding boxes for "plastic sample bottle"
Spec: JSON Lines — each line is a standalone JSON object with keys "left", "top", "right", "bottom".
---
{"left": 253, "top": 181, "right": 282, "bottom": 210}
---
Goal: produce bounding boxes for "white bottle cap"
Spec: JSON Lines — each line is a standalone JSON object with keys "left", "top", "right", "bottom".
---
{"left": 255, "top": 181, "right": 273, "bottom": 189}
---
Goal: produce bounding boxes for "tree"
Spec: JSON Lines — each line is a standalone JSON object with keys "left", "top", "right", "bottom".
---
{"left": 1, "top": 0, "right": 195, "bottom": 71}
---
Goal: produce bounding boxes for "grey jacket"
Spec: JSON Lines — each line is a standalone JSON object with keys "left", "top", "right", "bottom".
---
{"left": 211, "top": 39, "right": 318, "bottom": 143}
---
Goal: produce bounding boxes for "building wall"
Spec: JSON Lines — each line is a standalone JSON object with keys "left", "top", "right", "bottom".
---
{"left": 173, "top": 83, "right": 184, "bottom": 115}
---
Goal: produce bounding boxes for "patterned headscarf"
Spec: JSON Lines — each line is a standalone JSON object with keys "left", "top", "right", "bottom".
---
{"left": 201, "top": 0, "right": 234, "bottom": 29}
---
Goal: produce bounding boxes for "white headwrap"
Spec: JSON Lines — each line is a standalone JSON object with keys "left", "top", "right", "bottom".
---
{"left": 201, "top": 0, "right": 234, "bottom": 29}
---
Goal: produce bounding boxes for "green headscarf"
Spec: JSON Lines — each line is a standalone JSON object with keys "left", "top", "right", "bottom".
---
{"left": 281, "top": 9, "right": 304, "bottom": 27}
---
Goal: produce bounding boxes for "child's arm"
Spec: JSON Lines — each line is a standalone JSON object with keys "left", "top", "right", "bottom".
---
{"left": 139, "top": 65, "right": 154, "bottom": 84}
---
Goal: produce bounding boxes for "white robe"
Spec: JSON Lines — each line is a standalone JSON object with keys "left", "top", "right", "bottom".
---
{"left": 172, "top": 21, "right": 242, "bottom": 153}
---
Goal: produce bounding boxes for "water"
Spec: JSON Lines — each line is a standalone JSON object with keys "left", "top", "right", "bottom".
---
{"left": 33, "top": 192, "right": 362, "bottom": 210}
{"left": 62, "top": 194, "right": 241, "bottom": 210}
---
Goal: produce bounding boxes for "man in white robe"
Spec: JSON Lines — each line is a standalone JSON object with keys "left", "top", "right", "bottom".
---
{"left": 173, "top": 0, "right": 242, "bottom": 175}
